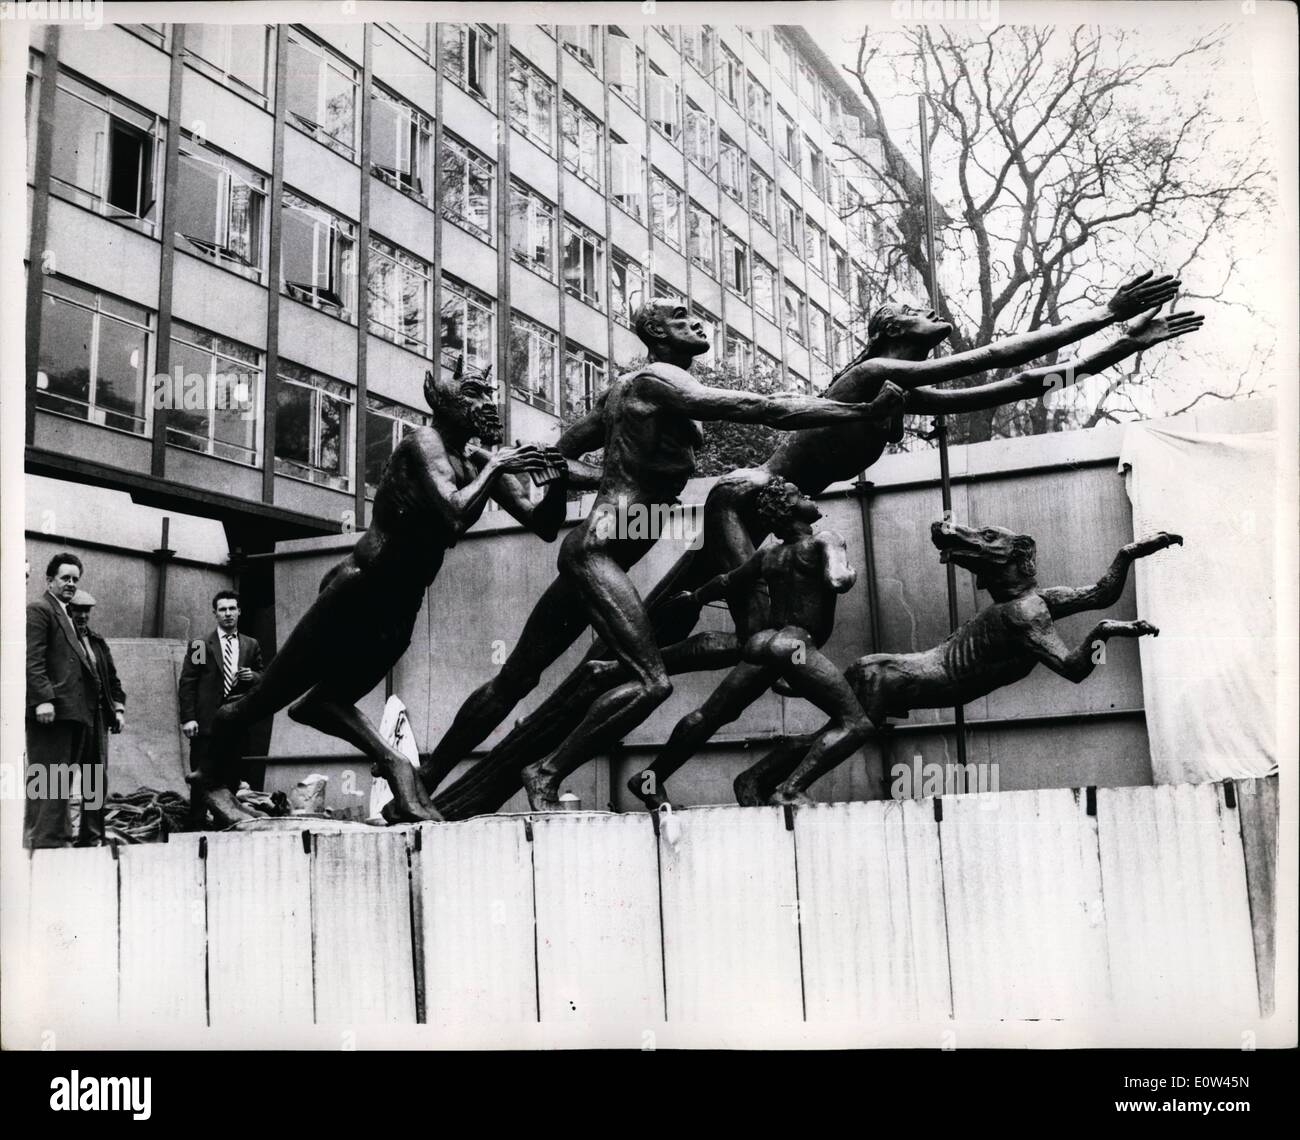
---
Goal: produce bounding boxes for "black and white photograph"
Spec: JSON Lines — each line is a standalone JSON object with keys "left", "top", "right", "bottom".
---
{"left": 0, "top": 0, "right": 1294, "bottom": 1113}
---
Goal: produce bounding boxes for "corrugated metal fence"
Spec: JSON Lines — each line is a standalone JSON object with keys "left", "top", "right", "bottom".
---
{"left": 12, "top": 779, "right": 1275, "bottom": 1045}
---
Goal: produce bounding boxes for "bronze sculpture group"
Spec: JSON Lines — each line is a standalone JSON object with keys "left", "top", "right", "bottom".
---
{"left": 194, "top": 273, "right": 1202, "bottom": 827}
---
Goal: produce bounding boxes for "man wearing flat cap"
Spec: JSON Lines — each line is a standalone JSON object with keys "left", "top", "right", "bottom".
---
{"left": 66, "top": 590, "right": 125, "bottom": 845}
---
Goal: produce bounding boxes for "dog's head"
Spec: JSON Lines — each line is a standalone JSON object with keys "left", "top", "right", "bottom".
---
{"left": 930, "top": 520, "right": 1037, "bottom": 594}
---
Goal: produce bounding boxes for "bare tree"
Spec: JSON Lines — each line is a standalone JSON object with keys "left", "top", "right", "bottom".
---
{"left": 836, "top": 23, "right": 1274, "bottom": 444}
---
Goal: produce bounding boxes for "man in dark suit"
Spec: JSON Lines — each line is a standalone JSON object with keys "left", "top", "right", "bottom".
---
{"left": 178, "top": 590, "right": 264, "bottom": 821}
{"left": 25, "top": 553, "right": 99, "bottom": 848}
{"left": 67, "top": 589, "right": 126, "bottom": 845}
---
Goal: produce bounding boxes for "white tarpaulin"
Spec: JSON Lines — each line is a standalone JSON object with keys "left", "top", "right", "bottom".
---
{"left": 1120, "top": 426, "right": 1278, "bottom": 782}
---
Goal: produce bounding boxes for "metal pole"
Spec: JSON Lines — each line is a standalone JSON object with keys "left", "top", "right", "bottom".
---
{"left": 918, "top": 96, "right": 969, "bottom": 776}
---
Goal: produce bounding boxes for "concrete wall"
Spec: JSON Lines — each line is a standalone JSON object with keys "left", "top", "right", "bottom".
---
{"left": 261, "top": 398, "right": 1275, "bottom": 812}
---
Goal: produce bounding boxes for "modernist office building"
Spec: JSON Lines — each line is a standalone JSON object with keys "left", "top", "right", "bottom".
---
{"left": 24, "top": 19, "right": 900, "bottom": 555}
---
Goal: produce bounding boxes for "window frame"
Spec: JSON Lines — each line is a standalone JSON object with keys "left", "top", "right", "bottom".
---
{"left": 366, "top": 232, "right": 432, "bottom": 353}
{"left": 561, "top": 95, "right": 604, "bottom": 190}
{"left": 284, "top": 27, "right": 359, "bottom": 161}
{"left": 280, "top": 188, "right": 358, "bottom": 321}
{"left": 274, "top": 359, "right": 355, "bottom": 491}
{"left": 370, "top": 84, "right": 433, "bottom": 203}
{"left": 175, "top": 136, "right": 269, "bottom": 282}
{"left": 508, "top": 50, "right": 557, "bottom": 155}
{"left": 562, "top": 217, "right": 605, "bottom": 311}
{"left": 508, "top": 179, "right": 557, "bottom": 281}
{"left": 440, "top": 130, "right": 496, "bottom": 244}
{"left": 184, "top": 23, "right": 274, "bottom": 106}
{"left": 509, "top": 310, "right": 560, "bottom": 414}
{"left": 165, "top": 320, "right": 264, "bottom": 466}
{"left": 36, "top": 277, "right": 154, "bottom": 438}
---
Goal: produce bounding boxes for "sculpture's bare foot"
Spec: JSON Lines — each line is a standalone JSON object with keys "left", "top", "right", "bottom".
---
{"left": 201, "top": 785, "right": 261, "bottom": 827}
{"left": 768, "top": 788, "right": 815, "bottom": 807}
{"left": 521, "top": 762, "right": 562, "bottom": 811}
{"left": 733, "top": 772, "right": 767, "bottom": 807}
{"left": 626, "top": 771, "right": 670, "bottom": 811}
{"left": 376, "top": 755, "right": 443, "bottom": 823}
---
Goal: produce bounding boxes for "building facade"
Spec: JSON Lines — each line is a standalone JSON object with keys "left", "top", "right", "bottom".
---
{"left": 24, "top": 19, "right": 900, "bottom": 546}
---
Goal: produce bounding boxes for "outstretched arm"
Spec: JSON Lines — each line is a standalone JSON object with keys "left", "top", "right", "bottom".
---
{"left": 553, "top": 393, "right": 606, "bottom": 489}
{"left": 469, "top": 446, "right": 569, "bottom": 542}
{"left": 858, "top": 272, "right": 1182, "bottom": 388}
{"left": 1025, "top": 614, "right": 1161, "bottom": 682}
{"left": 1040, "top": 532, "right": 1183, "bottom": 618}
{"left": 636, "top": 365, "right": 904, "bottom": 429}
{"left": 694, "top": 547, "right": 766, "bottom": 606}
{"left": 410, "top": 434, "right": 550, "bottom": 542}
{"left": 907, "top": 310, "right": 1205, "bottom": 414}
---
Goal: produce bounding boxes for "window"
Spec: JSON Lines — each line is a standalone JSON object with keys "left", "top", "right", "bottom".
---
{"left": 124, "top": 24, "right": 168, "bottom": 50}
{"left": 285, "top": 29, "right": 358, "bottom": 159}
{"left": 752, "top": 256, "right": 776, "bottom": 318}
{"left": 832, "top": 321, "right": 853, "bottom": 370}
{"left": 719, "top": 133, "right": 746, "bottom": 203}
{"left": 186, "top": 24, "right": 273, "bottom": 102}
{"left": 787, "top": 367, "right": 811, "bottom": 395}
{"left": 825, "top": 166, "right": 842, "bottom": 210}
{"left": 808, "top": 303, "right": 830, "bottom": 361}
{"left": 166, "top": 321, "right": 262, "bottom": 465}
{"left": 780, "top": 194, "right": 802, "bottom": 253}
{"left": 685, "top": 100, "right": 715, "bottom": 174}
{"left": 440, "top": 276, "right": 495, "bottom": 382}
{"left": 653, "top": 275, "right": 684, "bottom": 304}
{"left": 650, "top": 169, "right": 683, "bottom": 250}
{"left": 371, "top": 86, "right": 432, "bottom": 202}
{"left": 681, "top": 27, "right": 716, "bottom": 76}
{"left": 691, "top": 302, "right": 720, "bottom": 357}
{"left": 25, "top": 52, "right": 40, "bottom": 183}
{"left": 440, "top": 131, "right": 495, "bottom": 242}
{"left": 610, "top": 132, "right": 647, "bottom": 221}
{"left": 805, "top": 139, "right": 825, "bottom": 196}
{"left": 382, "top": 23, "right": 433, "bottom": 62}
{"left": 365, "top": 395, "right": 430, "bottom": 495}
{"left": 559, "top": 26, "right": 601, "bottom": 74}
{"left": 746, "top": 73, "right": 770, "bottom": 138}
{"left": 719, "top": 45, "right": 743, "bottom": 107}
{"left": 779, "top": 107, "right": 799, "bottom": 168}
{"left": 561, "top": 97, "right": 603, "bottom": 189}
{"left": 797, "top": 59, "right": 819, "bottom": 108}
{"left": 724, "top": 328, "right": 752, "bottom": 375}
{"left": 611, "top": 249, "right": 646, "bottom": 327}
{"left": 275, "top": 361, "right": 353, "bottom": 490}
{"left": 750, "top": 165, "right": 774, "bottom": 230}
{"left": 563, "top": 344, "right": 606, "bottom": 417}
{"left": 742, "top": 26, "right": 769, "bottom": 57}
{"left": 831, "top": 241, "right": 849, "bottom": 294}
{"left": 655, "top": 26, "right": 679, "bottom": 48}
{"left": 563, "top": 218, "right": 604, "bottom": 310}
{"left": 608, "top": 28, "right": 644, "bottom": 110}
{"left": 367, "top": 234, "right": 430, "bottom": 352}
{"left": 775, "top": 34, "right": 795, "bottom": 81}
{"left": 722, "top": 229, "right": 748, "bottom": 299}
{"left": 509, "top": 312, "right": 559, "bottom": 413}
{"left": 37, "top": 278, "right": 151, "bottom": 435}
{"left": 509, "top": 181, "right": 556, "bottom": 279}
{"left": 854, "top": 264, "right": 871, "bottom": 312}
{"left": 176, "top": 138, "right": 267, "bottom": 280}
{"left": 50, "top": 73, "right": 161, "bottom": 233}
{"left": 805, "top": 219, "right": 826, "bottom": 278}
{"left": 756, "top": 348, "right": 781, "bottom": 384}
{"left": 281, "top": 190, "right": 357, "bottom": 319}
{"left": 783, "top": 281, "right": 807, "bottom": 344}
{"left": 821, "top": 87, "right": 839, "bottom": 129}
{"left": 648, "top": 63, "right": 679, "bottom": 142}
{"left": 508, "top": 52, "right": 556, "bottom": 154}
{"left": 440, "top": 23, "right": 495, "bottom": 106}
{"left": 688, "top": 203, "right": 718, "bottom": 277}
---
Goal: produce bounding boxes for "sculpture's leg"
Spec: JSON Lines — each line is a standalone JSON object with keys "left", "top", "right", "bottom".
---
{"left": 627, "top": 662, "right": 776, "bottom": 810}
{"left": 520, "top": 548, "right": 675, "bottom": 810}
{"left": 429, "top": 629, "right": 741, "bottom": 818}
{"left": 421, "top": 574, "right": 591, "bottom": 790}
{"left": 733, "top": 732, "right": 819, "bottom": 806}
{"left": 289, "top": 685, "right": 440, "bottom": 823}
{"left": 770, "top": 647, "right": 874, "bottom": 803}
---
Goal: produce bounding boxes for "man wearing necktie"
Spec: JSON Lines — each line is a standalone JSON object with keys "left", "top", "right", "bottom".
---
{"left": 178, "top": 591, "right": 264, "bottom": 823}
{"left": 25, "top": 553, "right": 99, "bottom": 848}
{"left": 66, "top": 589, "right": 126, "bottom": 845}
